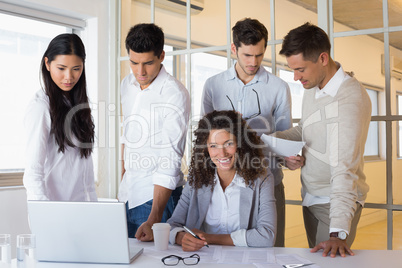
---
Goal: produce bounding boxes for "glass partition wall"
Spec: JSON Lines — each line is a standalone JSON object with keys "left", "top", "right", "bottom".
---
{"left": 117, "top": 0, "right": 402, "bottom": 250}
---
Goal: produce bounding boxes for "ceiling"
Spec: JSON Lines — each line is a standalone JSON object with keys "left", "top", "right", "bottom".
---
{"left": 288, "top": 0, "right": 402, "bottom": 51}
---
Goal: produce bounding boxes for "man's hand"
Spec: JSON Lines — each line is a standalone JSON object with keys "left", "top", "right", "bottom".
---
{"left": 135, "top": 185, "right": 173, "bottom": 242}
{"left": 135, "top": 221, "right": 153, "bottom": 242}
{"left": 284, "top": 155, "right": 305, "bottom": 170}
{"left": 310, "top": 237, "right": 354, "bottom": 257}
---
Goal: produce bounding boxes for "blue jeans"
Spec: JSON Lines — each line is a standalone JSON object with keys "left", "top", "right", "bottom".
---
{"left": 125, "top": 186, "right": 182, "bottom": 238}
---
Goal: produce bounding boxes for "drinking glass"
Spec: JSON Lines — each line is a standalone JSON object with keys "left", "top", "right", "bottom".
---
{"left": 0, "top": 234, "right": 11, "bottom": 263}
{"left": 16, "top": 234, "right": 36, "bottom": 263}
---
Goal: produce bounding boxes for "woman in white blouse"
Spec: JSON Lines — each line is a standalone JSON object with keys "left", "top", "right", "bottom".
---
{"left": 167, "top": 110, "right": 276, "bottom": 251}
{"left": 23, "top": 33, "right": 97, "bottom": 201}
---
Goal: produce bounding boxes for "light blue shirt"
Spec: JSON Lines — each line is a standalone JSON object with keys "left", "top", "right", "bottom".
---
{"left": 201, "top": 65, "right": 292, "bottom": 185}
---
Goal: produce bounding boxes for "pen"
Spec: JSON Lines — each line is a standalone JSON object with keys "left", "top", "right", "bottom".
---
{"left": 183, "top": 226, "right": 209, "bottom": 248}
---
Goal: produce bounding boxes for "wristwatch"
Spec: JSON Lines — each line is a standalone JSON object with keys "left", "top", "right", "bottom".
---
{"left": 330, "top": 231, "right": 348, "bottom": 240}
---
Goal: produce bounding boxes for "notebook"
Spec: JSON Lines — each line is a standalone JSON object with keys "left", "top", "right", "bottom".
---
{"left": 27, "top": 200, "right": 143, "bottom": 264}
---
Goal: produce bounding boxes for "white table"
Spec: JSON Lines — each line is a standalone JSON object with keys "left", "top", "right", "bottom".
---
{"left": 5, "top": 239, "right": 402, "bottom": 268}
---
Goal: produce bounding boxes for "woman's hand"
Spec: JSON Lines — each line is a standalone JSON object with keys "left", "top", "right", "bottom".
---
{"left": 176, "top": 229, "right": 208, "bottom": 252}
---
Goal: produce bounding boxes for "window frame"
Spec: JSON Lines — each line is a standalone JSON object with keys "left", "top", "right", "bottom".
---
{"left": 397, "top": 92, "right": 402, "bottom": 159}
{"left": 364, "top": 85, "right": 382, "bottom": 160}
{"left": 0, "top": 7, "right": 85, "bottom": 188}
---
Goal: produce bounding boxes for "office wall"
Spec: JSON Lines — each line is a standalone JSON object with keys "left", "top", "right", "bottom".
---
{"left": 0, "top": 188, "right": 30, "bottom": 257}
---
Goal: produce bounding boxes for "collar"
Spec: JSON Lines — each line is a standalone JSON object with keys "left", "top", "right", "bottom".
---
{"left": 132, "top": 65, "right": 168, "bottom": 95}
{"left": 225, "top": 64, "right": 269, "bottom": 85}
{"left": 214, "top": 171, "right": 247, "bottom": 189}
{"left": 315, "top": 62, "right": 349, "bottom": 98}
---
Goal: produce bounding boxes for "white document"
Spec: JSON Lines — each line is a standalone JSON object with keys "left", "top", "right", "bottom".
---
{"left": 275, "top": 254, "right": 321, "bottom": 268}
{"left": 261, "top": 134, "right": 305, "bottom": 157}
{"left": 145, "top": 244, "right": 220, "bottom": 263}
{"left": 218, "top": 248, "right": 276, "bottom": 264}
{"left": 254, "top": 253, "right": 321, "bottom": 268}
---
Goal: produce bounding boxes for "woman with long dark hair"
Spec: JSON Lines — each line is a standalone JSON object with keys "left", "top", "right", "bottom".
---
{"left": 23, "top": 33, "right": 97, "bottom": 201}
{"left": 167, "top": 110, "right": 276, "bottom": 251}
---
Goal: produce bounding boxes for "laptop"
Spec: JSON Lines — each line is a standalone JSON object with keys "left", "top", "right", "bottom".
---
{"left": 27, "top": 200, "right": 143, "bottom": 264}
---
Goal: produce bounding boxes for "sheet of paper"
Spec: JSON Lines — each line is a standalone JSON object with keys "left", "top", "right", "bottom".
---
{"left": 254, "top": 263, "right": 283, "bottom": 268}
{"left": 246, "top": 248, "right": 276, "bottom": 264}
{"left": 145, "top": 244, "right": 220, "bottom": 263}
{"left": 218, "top": 248, "right": 276, "bottom": 264}
{"left": 275, "top": 254, "right": 321, "bottom": 268}
{"left": 261, "top": 134, "right": 305, "bottom": 157}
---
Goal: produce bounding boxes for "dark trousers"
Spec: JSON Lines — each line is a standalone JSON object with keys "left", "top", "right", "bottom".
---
{"left": 125, "top": 186, "right": 183, "bottom": 238}
{"left": 302, "top": 202, "right": 363, "bottom": 247}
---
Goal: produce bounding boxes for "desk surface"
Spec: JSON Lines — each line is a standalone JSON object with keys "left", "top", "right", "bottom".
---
{"left": 6, "top": 239, "right": 402, "bottom": 268}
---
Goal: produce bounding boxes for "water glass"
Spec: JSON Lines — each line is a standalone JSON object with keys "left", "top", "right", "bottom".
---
{"left": 16, "top": 234, "right": 36, "bottom": 263}
{"left": 0, "top": 234, "right": 11, "bottom": 263}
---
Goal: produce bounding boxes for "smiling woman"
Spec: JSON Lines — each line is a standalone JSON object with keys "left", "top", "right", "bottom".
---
{"left": 167, "top": 110, "right": 277, "bottom": 251}
{"left": 207, "top": 128, "right": 237, "bottom": 185}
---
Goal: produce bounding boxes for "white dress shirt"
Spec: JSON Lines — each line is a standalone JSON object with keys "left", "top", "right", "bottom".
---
{"left": 118, "top": 66, "right": 190, "bottom": 209}
{"left": 23, "top": 90, "right": 97, "bottom": 201}
{"left": 202, "top": 172, "right": 247, "bottom": 246}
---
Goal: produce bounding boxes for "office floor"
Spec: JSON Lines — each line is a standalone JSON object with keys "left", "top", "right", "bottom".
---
{"left": 353, "top": 213, "right": 402, "bottom": 250}
{"left": 285, "top": 211, "right": 402, "bottom": 250}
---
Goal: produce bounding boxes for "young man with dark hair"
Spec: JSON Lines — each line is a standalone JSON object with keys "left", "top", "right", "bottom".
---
{"left": 276, "top": 22, "right": 371, "bottom": 257}
{"left": 119, "top": 23, "right": 190, "bottom": 241}
{"left": 201, "top": 18, "right": 292, "bottom": 247}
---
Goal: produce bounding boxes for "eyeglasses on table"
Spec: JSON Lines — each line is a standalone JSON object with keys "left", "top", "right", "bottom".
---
{"left": 226, "top": 88, "right": 261, "bottom": 120}
{"left": 161, "top": 254, "right": 200, "bottom": 266}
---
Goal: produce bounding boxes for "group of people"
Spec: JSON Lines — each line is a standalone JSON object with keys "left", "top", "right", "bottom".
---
{"left": 22, "top": 17, "right": 371, "bottom": 258}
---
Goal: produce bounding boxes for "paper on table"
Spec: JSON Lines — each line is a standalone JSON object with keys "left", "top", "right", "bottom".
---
{"left": 275, "top": 254, "right": 321, "bottom": 268}
{"left": 254, "top": 254, "right": 321, "bottom": 268}
{"left": 254, "top": 263, "right": 283, "bottom": 268}
{"left": 145, "top": 244, "right": 220, "bottom": 263}
{"left": 218, "top": 248, "right": 276, "bottom": 264}
{"left": 261, "top": 134, "right": 305, "bottom": 157}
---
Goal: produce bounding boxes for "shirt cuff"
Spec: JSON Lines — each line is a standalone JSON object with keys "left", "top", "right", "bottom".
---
{"left": 169, "top": 227, "right": 185, "bottom": 245}
{"left": 230, "top": 229, "right": 247, "bottom": 247}
{"left": 152, "top": 173, "right": 181, "bottom": 190}
{"left": 329, "top": 228, "right": 349, "bottom": 235}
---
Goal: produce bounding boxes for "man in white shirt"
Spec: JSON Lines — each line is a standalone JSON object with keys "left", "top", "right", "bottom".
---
{"left": 276, "top": 23, "right": 371, "bottom": 257}
{"left": 119, "top": 23, "right": 190, "bottom": 241}
{"left": 201, "top": 18, "right": 292, "bottom": 247}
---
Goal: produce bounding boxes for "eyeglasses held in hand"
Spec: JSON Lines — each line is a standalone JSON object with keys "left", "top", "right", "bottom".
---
{"left": 226, "top": 88, "right": 261, "bottom": 120}
{"left": 161, "top": 254, "right": 200, "bottom": 266}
